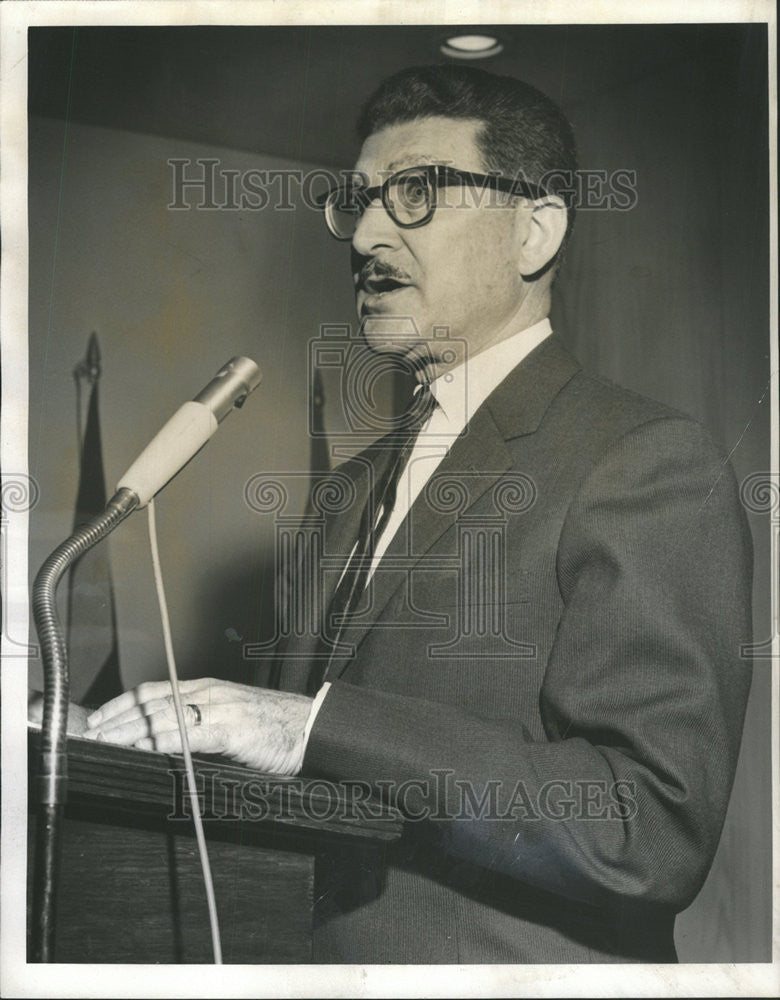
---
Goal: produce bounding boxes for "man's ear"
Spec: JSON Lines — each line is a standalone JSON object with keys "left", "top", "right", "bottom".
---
{"left": 515, "top": 196, "right": 568, "bottom": 277}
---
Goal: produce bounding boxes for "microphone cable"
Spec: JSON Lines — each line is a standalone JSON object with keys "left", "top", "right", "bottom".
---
{"left": 147, "top": 498, "right": 223, "bottom": 964}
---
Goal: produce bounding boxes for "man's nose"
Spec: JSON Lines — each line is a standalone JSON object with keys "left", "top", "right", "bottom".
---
{"left": 351, "top": 199, "right": 400, "bottom": 256}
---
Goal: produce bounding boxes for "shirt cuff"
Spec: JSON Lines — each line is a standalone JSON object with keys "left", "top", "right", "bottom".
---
{"left": 302, "top": 681, "right": 331, "bottom": 751}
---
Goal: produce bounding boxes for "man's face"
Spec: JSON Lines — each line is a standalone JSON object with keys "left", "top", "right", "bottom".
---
{"left": 351, "top": 116, "right": 531, "bottom": 372}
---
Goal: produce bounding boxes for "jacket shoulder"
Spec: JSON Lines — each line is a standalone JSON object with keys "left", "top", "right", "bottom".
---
{"left": 550, "top": 371, "right": 723, "bottom": 454}
{"left": 561, "top": 368, "right": 703, "bottom": 437}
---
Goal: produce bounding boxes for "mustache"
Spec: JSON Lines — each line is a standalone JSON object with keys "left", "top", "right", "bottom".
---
{"left": 353, "top": 256, "right": 413, "bottom": 290}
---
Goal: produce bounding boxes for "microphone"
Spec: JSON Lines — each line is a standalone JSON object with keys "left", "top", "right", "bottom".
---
{"left": 32, "top": 354, "right": 262, "bottom": 962}
{"left": 117, "top": 356, "right": 262, "bottom": 506}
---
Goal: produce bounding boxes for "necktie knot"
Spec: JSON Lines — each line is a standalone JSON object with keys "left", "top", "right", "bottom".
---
{"left": 392, "top": 381, "right": 436, "bottom": 442}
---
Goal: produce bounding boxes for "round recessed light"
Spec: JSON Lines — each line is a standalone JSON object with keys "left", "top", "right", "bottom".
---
{"left": 440, "top": 34, "right": 503, "bottom": 59}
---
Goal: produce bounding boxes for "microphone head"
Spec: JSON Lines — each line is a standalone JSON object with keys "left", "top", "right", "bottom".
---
{"left": 193, "top": 356, "right": 262, "bottom": 422}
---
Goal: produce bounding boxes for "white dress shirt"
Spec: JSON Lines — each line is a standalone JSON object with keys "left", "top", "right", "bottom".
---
{"left": 302, "top": 317, "right": 553, "bottom": 746}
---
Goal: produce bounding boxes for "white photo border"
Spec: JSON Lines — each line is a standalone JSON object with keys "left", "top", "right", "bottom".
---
{"left": 2, "top": 2, "right": 777, "bottom": 997}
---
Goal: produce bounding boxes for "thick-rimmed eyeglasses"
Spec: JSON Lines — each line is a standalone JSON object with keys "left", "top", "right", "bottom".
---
{"left": 321, "top": 164, "right": 549, "bottom": 241}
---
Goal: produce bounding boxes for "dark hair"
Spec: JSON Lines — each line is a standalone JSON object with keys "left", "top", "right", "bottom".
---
{"left": 357, "top": 64, "right": 578, "bottom": 254}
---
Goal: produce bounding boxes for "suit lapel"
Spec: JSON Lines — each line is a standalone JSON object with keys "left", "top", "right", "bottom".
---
{"left": 326, "top": 334, "right": 581, "bottom": 679}
{"left": 484, "top": 333, "right": 582, "bottom": 440}
{"left": 274, "top": 443, "right": 389, "bottom": 684}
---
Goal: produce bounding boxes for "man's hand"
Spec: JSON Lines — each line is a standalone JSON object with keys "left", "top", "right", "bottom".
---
{"left": 83, "top": 678, "right": 313, "bottom": 776}
{"left": 28, "top": 689, "right": 91, "bottom": 736}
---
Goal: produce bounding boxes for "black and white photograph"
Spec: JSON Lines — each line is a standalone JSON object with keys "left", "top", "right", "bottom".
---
{"left": 1, "top": 1, "right": 777, "bottom": 996}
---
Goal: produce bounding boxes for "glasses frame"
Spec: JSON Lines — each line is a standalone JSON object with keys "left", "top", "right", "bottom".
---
{"left": 321, "top": 164, "right": 550, "bottom": 241}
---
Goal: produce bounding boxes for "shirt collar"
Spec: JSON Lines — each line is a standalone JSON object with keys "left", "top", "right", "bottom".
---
{"left": 428, "top": 318, "right": 553, "bottom": 430}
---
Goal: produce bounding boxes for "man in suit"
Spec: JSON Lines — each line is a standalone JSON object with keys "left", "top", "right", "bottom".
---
{"left": 85, "top": 65, "right": 753, "bottom": 963}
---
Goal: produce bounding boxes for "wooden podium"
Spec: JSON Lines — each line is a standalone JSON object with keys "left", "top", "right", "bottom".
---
{"left": 27, "top": 728, "right": 403, "bottom": 963}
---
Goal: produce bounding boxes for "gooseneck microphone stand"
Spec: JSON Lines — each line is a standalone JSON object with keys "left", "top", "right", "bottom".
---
{"left": 31, "top": 488, "right": 139, "bottom": 962}
{"left": 29, "top": 354, "right": 262, "bottom": 962}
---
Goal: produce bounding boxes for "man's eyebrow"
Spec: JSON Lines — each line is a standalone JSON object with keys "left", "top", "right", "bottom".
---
{"left": 384, "top": 153, "right": 443, "bottom": 172}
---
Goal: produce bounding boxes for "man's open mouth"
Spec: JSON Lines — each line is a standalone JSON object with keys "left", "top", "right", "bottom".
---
{"left": 363, "top": 277, "right": 410, "bottom": 294}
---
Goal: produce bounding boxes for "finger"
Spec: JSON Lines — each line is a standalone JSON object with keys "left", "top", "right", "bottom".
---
{"left": 28, "top": 692, "right": 44, "bottom": 724}
{"left": 136, "top": 722, "right": 223, "bottom": 756}
{"left": 86, "top": 682, "right": 171, "bottom": 728}
{"left": 87, "top": 678, "right": 211, "bottom": 728}
{"left": 84, "top": 706, "right": 181, "bottom": 747}
{"left": 87, "top": 698, "right": 217, "bottom": 747}
{"left": 94, "top": 697, "right": 176, "bottom": 734}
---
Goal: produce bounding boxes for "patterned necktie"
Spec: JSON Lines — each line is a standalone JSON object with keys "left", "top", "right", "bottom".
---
{"left": 309, "top": 383, "right": 436, "bottom": 691}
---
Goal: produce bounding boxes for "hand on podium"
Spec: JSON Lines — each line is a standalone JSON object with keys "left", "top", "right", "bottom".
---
{"left": 83, "top": 678, "right": 313, "bottom": 776}
{"left": 27, "top": 689, "right": 91, "bottom": 736}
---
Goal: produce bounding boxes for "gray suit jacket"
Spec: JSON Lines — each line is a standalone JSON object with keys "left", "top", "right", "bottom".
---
{"left": 276, "top": 334, "right": 753, "bottom": 963}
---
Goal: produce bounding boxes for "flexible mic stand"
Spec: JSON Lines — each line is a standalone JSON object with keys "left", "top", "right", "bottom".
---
{"left": 31, "top": 488, "right": 138, "bottom": 962}
{"left": 30, "top": 355, "right": 261, "bottom": 961}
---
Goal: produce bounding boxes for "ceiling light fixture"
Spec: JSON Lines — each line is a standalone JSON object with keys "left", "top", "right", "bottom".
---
{"left": 440, "top": 34, "right": 503, "bottom": 59}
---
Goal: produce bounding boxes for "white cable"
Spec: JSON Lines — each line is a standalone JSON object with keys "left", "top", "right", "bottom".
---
{"left": 147, "top": 499, "right": 223, "bottom": 964}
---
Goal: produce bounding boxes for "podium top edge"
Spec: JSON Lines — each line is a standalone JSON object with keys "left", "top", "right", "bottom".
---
{"left": 27, "top": 727, "right": 404, "bottom": 843}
